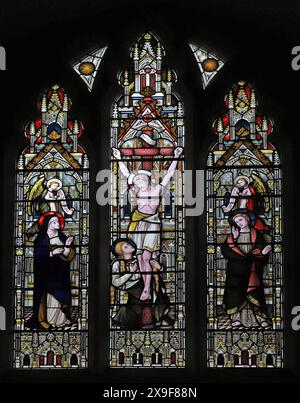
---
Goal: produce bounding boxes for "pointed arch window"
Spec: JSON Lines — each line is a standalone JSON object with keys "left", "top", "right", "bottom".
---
{"left": 110, "top": 33, "right": 185, "bottom": 368}
{"left": 13, "top": 85, "right": 89, "bottom": 369}
{"left": 206, "top": 81, "right": 283, "bottom": 368}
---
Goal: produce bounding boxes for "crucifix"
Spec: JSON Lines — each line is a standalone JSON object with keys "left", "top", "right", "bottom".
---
{"left": 112, "top": 143, "right": 183, "bottom": 301}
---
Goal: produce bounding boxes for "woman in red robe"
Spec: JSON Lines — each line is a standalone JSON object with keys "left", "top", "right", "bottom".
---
{"left": 221, "top": 210, "right": 272, "bottom": 329}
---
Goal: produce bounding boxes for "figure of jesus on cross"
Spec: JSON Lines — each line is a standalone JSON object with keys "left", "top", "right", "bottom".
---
{"left": 112, "top": 146, "right": 183, "bottom": 301}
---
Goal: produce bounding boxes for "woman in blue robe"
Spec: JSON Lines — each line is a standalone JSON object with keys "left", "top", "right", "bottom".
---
{"left": 25, "top": 212, "right": 75, "bottom": 330}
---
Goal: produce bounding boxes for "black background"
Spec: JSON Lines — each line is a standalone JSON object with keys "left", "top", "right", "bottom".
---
{"left": 0, "top": 0, "right": 300, "bottom": 391}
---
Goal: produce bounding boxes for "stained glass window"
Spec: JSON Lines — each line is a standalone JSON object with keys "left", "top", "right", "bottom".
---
{"left": 72, "top": 47, "right": 108, "bottom": 92}
{"left": 189, "top": 44, "right": 225, "bottom": 89}
{"left": 13, "top": 84, "right": 89, "bottom": 369}
{"left": 206, "top": 81, "right": 283, "bottom": 368}
{"left": 110, "top": 33, "right": 185, "bottom": 368}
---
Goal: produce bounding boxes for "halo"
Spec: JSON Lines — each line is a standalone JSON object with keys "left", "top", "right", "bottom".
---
{"left": 128, "top": 173, "right": 135, "bottom": 185}
{"left": 228, "top": 208, "right": 256, "bottom": 228}
{"left": 233, "top": 175, "right": 250, "bottom": 186}
{"left": 111, "top": 238, "right": 137, "bottom": 257}
{"left": 47, "top": 177, "right": 62, "bottom": 190}
{"left": 38, "top": 212, "right": 65, "bottom": 229}
{"left": 128, "top": 170, "right": 151, "bottom": 185}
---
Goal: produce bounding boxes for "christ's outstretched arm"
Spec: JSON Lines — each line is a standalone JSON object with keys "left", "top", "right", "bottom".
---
{"left": 160, "top": 147, "right": 183, "bottom": 188}
{"left": 112, "top": 147, "right": 130, "bottom": 178}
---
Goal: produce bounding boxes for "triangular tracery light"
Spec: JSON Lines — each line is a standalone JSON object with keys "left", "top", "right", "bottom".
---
{"left": 189, "top": 44, "right": 225, "bottom": 89}
{"left": 72, "top": 46, "right": 108, "bottom": 91}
